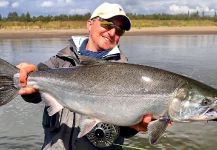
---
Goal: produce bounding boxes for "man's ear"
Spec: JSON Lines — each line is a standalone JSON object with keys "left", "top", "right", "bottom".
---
{"left": 87, "top": 20, "right": 92, "bottom": 32}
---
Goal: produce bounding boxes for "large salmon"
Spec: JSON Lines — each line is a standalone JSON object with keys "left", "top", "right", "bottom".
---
{"left": 0, "top": 57, "right": 217, "bottom": 144}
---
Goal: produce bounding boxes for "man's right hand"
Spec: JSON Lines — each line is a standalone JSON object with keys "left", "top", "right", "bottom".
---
{"left": 16, "top": 63, "right": 38, "bottom": 95}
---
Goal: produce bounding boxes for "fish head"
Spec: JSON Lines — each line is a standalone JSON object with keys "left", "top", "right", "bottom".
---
{"left": 168, "top": 83, "right": 217, "bottom": 122}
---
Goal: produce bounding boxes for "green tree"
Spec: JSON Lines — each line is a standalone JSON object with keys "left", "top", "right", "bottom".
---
{"left": 20, "top": 13, "right": 26, "bottom": 21}
{"left": 25, "top": 12, "right": 31, "bottom": 22}
{"left": 19, "top": 12, "right": 31, "bottom": 22}
{"left": 7, "top": 12, "right": 18, "bottom": 21}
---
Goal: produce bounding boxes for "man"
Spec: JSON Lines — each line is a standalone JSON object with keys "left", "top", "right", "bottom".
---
{"left": 18, "top": 2, "right": 153, "bottom": 150}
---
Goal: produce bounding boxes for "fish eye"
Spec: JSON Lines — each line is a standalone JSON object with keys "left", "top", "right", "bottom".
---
{"left": 201, "top": 98, "right": 212, "bottom": 106}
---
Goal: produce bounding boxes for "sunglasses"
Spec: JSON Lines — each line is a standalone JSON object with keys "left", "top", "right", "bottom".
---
{"left": 98, "top": 18, "right": 125, "bottom": 36}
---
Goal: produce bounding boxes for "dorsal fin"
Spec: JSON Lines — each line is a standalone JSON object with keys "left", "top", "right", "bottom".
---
{"left": 79, "top": 55, "right": 109, "bottom": 66}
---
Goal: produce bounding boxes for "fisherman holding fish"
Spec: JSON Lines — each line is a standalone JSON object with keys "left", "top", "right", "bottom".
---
{"left": 17, "top": 2, "right": 153, "bottom": 150}
{"left": 2, "top": 2, "right": 217, "bottom": 149}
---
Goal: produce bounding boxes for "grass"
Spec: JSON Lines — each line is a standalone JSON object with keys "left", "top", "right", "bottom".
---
{"left": 131, "top": 19, "right": 217, "bottom": 28}
{"left": 0, "top": 19, "right": 217, "bottom": 30}
{"left": 0, "top": 21, "right": 87, "bottom": 30}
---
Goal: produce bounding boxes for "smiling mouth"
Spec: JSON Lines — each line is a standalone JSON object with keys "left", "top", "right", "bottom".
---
{"left": 103, "top": 36, "right": 112, "bottom": 42}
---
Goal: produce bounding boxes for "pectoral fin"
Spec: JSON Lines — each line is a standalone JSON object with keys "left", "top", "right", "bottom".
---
{"left": 78, "top": 115, "right": 100, "bottom": 138}
{"left": 41, "top": 93, "right": 64, "bottom": 116}
{"left": 147, "top": 118, "right": 170, "bottom": 144}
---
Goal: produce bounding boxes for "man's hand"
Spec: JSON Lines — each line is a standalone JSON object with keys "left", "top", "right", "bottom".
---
{"left": 16, "top": 63, "right": 38, "bottom": 95}
{"left": 130, "top": 114, "right": 154, "bottom": 132}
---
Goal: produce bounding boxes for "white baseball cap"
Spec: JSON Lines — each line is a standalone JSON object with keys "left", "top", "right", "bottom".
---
{"left": 90, "top": 2, "right": 131, "bottom": 31}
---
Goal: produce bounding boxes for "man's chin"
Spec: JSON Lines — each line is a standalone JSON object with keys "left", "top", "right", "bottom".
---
{"left": 101, "top": 43, "right": 115, "bottom": 50}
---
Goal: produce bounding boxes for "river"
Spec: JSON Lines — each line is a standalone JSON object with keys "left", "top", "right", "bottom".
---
{"left": 0, "top": 34, "right": 217, "bottom": 150}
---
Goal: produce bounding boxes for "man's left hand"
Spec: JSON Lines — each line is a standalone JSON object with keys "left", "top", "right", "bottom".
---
{"left": 130, "top": 114, "right": 153, "bottom": 132}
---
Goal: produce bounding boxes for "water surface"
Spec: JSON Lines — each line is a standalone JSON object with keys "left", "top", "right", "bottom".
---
{"left": 0, "top": 35, "right": 217, "bottom": 150}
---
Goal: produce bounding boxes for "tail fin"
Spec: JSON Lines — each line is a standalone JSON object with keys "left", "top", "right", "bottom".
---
{"left": 0, "top": 58, "right": 19, "bottom": 106}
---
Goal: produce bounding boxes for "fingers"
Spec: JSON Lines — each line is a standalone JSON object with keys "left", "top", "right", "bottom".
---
{"left": 16, "top": 63, "right": 38, "bottom": 95}
{"left": 16, "top": 63, "right": 37, "bottom": 87}
{"left": 17, "top": 63, "right": 38, "bottom": 72}
{"left": 16, "top": 63, "right": 30, "bottom": 69}
{"left": 130, "top": 114, "right": 154, "bottom": 132}
{"left": 131, "top": 114, "right": 172, "bottom": 132}
{"left": 18, "top": 87, "right": 38, "bottom": 95}
{"left": 19, "top": 69, "right": 28, "bottom": 87}
{"left": 168, "top": 121, "right": 174, "bottom": 127}
{"left": 143, "top": 114, "right": 153, "bottom": 123}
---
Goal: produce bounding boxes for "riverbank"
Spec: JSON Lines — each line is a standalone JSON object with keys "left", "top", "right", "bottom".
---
{"left": 1, "top": 26, "right": 217, "bottom": 39}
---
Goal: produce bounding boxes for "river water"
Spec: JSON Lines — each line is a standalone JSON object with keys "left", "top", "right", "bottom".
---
{"left": 0, "top": 35, "right": 217, "bottom": 150}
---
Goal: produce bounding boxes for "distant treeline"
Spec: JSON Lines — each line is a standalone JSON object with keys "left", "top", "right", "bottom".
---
{"left": 0, "top": 12, "right": 91, "bottom": 22}
{"left": 1, "top": 11, "right": 217, "bottom": 22}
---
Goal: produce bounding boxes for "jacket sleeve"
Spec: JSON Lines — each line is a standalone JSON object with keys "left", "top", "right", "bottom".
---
{"left": 119, "top": 126, "right": 138, "bottom": 138}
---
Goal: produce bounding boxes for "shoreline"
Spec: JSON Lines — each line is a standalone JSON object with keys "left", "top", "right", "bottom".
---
{"left": 1, "top": 26, "right": 217, "bottom": 39}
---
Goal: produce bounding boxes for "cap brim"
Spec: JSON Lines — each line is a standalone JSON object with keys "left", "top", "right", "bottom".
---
{"left": 119, "top": 15, "right": 131, "bottom": 31}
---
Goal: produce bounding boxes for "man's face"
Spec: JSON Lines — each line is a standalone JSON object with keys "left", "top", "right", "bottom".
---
{"left": 87, "top": 17, "right": 125, "bottom": 51}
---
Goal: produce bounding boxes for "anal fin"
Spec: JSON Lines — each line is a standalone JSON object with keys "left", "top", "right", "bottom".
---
{"left": 41, "top": 92, "right": 63, "bottom": 116}
{"left": 78, "top": 115, "right": 100, "bottom": 138}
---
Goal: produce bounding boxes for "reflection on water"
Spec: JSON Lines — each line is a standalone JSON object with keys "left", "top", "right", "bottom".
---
{"left": 121, "top": 35, "right": 217, "bottom": 88}
{"left": 0, "top": 35, "right": 217, "bottom": 150}
{"left": 0, "top": 38, "right": 68, "bottom": 64}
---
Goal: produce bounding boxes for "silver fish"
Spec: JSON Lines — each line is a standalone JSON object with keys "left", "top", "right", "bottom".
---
{"left": 1, "top": 57, "right": 217, "bottom": 144}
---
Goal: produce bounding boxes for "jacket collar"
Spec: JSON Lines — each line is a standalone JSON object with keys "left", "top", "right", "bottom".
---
{"left": 56, "top": 36, "right": 121, "bottom": 62}
{"left": 71, "top": 36, "right": 121, "bottom": 58}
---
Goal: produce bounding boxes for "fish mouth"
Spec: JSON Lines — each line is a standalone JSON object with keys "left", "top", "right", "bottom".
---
{"left": 203, "top": 99, "right": 217, "bottom": 121}
{"left": 185, "top": 108, "right": 217, "bottom": 121}
{"left": 198, "top": 108, "right": 217, "bottom": 120}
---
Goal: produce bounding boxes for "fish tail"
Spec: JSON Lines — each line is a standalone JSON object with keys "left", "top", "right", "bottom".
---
{"left": 0, "top": 58, "right": 19, "bottom": 106}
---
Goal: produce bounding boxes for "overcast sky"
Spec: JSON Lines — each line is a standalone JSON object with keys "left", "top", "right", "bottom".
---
{"left": 0, "top": 0, "right": 217, "bottom": 17}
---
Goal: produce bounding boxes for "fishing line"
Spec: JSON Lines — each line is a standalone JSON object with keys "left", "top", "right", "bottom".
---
{"left": 113, "top": 143, "right": 147, "bottom": 150}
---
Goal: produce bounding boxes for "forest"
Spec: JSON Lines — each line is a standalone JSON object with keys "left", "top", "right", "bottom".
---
{"left": 1, "top": 11, "right": 217, "bottom": 30}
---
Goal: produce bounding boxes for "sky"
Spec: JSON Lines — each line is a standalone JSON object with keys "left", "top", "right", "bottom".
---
{"left": 0, "top": 0, "right": 217, "bottom": 17}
